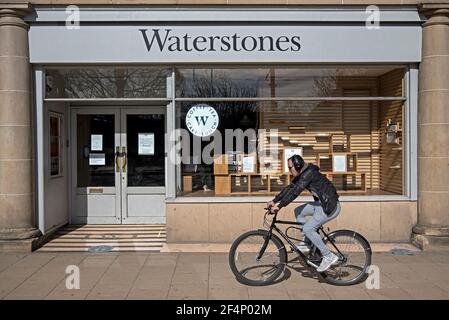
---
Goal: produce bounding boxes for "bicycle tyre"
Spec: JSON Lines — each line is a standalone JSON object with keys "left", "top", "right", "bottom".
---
{"left": 229, "top": 229, "right": 287, "bottom": 286}
{"left": 320, "top": 229, "right": 372, "bottom": 286}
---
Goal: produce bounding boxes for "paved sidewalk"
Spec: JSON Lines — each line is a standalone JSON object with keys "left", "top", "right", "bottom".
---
{"left": 1, "top": 250, "right": 449, "bottom": 300}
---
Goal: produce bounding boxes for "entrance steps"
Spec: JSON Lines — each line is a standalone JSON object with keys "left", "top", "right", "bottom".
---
{"left": 37, "top": 224, "right": 166, "bottom": 252}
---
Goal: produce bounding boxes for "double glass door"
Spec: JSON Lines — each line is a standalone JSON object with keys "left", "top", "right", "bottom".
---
{"left": 71, "top": 107, "right": 166, "bottom": 224}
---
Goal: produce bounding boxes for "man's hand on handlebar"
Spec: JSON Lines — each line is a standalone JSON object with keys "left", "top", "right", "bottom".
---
{"left": 270, "top": 203, "right": 280, "bottom": 214}
{"left": 266, "top": 202, "right": 280, "bottom": 214}
{"left": 266, "top": 200, "right": 275, "bottom": 209}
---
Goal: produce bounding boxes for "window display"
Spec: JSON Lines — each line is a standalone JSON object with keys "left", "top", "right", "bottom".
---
{"left": 176, "top": 66, "right": 405, "bottom": 197}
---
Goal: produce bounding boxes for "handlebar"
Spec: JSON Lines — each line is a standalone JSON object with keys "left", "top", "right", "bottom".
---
{"left": 264, "top": 206, "right": 280, "bottom": 215}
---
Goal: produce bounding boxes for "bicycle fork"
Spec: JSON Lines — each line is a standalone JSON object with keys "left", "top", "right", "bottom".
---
{"left": 256, "top": 233, "right": 272, "bottom": 261}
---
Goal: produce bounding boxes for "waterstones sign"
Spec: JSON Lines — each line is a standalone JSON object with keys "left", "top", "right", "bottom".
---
{"left": 29, "top": 24, "right": 421, "bottom": 63}
{"left": 139, "top": 29, "right": 301, "bottom": 53}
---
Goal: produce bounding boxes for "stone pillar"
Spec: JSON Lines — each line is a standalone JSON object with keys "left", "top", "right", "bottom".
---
{"left": 0, "top": 3, "right": 41, "bottom": 251}
{"left": 412, "top": 4, "right": 449, "bottom": 249}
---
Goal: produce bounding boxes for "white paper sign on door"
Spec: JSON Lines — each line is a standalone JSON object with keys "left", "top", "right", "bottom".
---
{"left": 138, "top": 133, "right": 154, "bottom": 155}
{"left": 91, "top": 134, "right": 103, "bottom": 151}
{"left": 89, "top": 153, "right": 105, "bottom": 166}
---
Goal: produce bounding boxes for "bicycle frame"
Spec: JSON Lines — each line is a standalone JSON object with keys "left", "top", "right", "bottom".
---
{"left": 258, "top": 211, "right": 345, "bottom": 268}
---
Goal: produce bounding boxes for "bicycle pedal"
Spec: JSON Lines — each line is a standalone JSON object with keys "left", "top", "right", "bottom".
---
{"left": 307, "top": 253, "right": 322, "bottom": 264}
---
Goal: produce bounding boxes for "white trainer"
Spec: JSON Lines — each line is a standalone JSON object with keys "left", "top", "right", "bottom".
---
{"left": 316, "top": 253, "right": 339, "bottom": 272}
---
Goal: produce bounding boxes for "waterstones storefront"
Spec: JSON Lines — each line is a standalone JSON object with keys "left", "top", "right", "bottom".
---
{"left": 1, "top": 3, "right": 449, "bottom": 251}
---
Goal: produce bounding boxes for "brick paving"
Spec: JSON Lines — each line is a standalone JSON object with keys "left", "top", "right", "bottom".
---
{"left": 1, "top": 250, "right": 449, "bottom": 300}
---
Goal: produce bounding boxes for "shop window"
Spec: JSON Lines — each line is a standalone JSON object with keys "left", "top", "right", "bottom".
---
{"left": 45, "top": 67, "right": 171, "bottom": 99}
{"left": 49, "top": 113, "right": 63, "bottom": 177}
{"left": 176, "top": 67, "right": 400, "bottom": 98}
{"left": 175, "top": 67, "right": 406, "bottom": 197}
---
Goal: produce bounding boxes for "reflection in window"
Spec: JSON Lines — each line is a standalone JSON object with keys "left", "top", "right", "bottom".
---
{"left": 49, "top": 114, "right": 63, "bottom": 177}
{"left": 46, "top": 67, "right": 171, "bottom": 99}
{"left": 176, "top": 67, "right": 404, "bottom": 98}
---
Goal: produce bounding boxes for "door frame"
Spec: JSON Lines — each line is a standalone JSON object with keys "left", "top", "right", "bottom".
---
{"left": 70, "top": 107, "right": 122, "bottom": 224}
{"left": 69, "top": 105, "right": 169, "bottom": 225}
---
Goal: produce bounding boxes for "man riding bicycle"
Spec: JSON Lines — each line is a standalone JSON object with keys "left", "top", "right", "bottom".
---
{"left": 267, "top": 154, "right": 341, "bottom": 272}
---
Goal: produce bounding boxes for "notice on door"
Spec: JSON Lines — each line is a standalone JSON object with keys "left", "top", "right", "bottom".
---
{"left": 138, "top": 133, "right": 154, "bottom": 155}
{"left": 91, "top": 134, "right": 103, "bottom": 151}
{"left": 89, "top": 153, "right": 105, "bottom": 166}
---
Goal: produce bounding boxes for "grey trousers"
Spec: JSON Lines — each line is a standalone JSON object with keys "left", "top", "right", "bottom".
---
{"left": 294, "top": 201, "right": 341, "bottom": 258}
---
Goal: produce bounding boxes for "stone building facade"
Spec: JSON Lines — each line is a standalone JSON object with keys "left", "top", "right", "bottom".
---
{"left": 0, "top": 0, "right": 448, "bottom": 251}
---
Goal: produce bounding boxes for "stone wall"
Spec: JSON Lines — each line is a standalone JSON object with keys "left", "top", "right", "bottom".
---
{"left": 166, "top": 201, "right": 417, "bottom": 243}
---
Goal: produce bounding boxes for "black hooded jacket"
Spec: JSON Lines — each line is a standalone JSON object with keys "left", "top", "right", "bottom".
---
{"left": 273, "top": 163, "right": 340, "bottom": 215}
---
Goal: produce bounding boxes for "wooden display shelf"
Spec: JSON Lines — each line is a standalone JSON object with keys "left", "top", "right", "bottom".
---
{"left": 215, "top": 175, "right": 232, "bottom": 195}
{"left": 214, "top": 174, "right": 292, "bottom": 195}
{"left": 317, "top": 133, "right": 352, "bottom": 153}
{"left": 322, "top": 172, "right": 367, "bottom": 193}
{"left": 183, "top": 175, "right": 193, "bottom": 192}
{"left": 316, "top": 152, "right": 358, "bottom": 172}
{"left": 213, "top": 154, "right": 230, "bottom": 175}
{"left": 215, "top": 171, "right": 367, "bottom": 195}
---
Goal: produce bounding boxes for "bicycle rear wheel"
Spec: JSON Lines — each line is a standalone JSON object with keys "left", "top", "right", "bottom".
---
{"left": 229, "top": 230, "right": 287, "bottom": 286}
{"left": 320, "top": 230, "right": 372, "bottom": 286}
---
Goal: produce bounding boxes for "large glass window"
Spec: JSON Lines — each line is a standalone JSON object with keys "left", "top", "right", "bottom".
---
{"left": 176, "top": 67, "right": 398, "bottom": 98}
{"left": 175, "top": 66, "right": 406, "bottom": 197}
{"left": 45, "top": 67, "right": 171, "bottom": 99}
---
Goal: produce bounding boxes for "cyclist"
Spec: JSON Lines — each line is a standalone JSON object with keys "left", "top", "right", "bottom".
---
{"left": 267, "top": 154, "right": 341, "bottom": 272}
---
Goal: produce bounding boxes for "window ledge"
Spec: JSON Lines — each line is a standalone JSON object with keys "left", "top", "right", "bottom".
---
{"left": 166, "top": 195, "right": 413, "bottom": 203}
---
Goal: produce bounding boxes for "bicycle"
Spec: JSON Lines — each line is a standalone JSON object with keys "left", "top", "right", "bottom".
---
{"left": 229, "top": 207, "right": 372, "bottom": 286}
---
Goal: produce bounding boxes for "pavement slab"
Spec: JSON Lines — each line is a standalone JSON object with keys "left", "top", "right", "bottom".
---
{"left": 1, "top": 250, "right": 449, "bottom": 300}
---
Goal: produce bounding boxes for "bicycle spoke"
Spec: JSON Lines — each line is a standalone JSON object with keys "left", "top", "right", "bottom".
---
{"left": 323, "top": 232, "right": 370, "bottom": 284}
{"left": 232, "top": 232, "right": 284, "bottom": 284}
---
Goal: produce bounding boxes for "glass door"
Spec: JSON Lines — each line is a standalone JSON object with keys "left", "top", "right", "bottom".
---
{"left": 120, "top": 108, "right": 166, "bottom": 224}
{"left": 71, "top": 107, "right": 166, "bottom": 224}
{"left": 71, "top": 108, "right": 121, "bottom": 224}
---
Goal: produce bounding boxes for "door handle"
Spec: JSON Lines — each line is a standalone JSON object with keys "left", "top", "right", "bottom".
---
{"left": 121, "top": 146, "right": 127, "bottom": 173}
{"left": 115, "top": 146, "right": 121, "bottom": 172}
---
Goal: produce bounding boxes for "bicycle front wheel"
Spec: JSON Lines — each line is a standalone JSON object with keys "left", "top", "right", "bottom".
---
{"left": 320, "top": 230, "right": 372, "bottom": 286}
{"left": 229, "top": 230, "right": 287, "bottom": 286}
